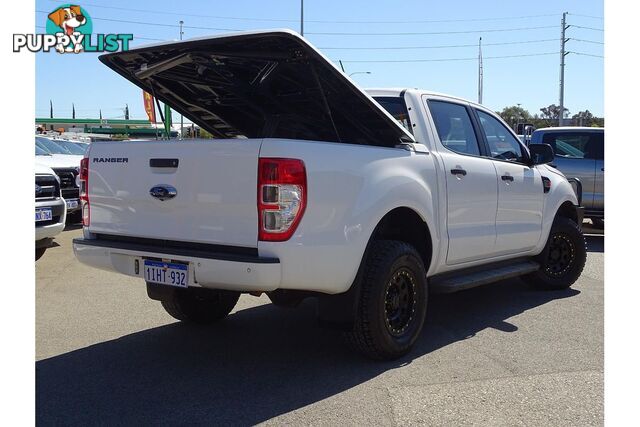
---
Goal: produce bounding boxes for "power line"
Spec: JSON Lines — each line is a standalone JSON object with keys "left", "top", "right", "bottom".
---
{"left": 36, "top": 23, "right": 165, "bottom": 41}
{"left": 569, "top": 13, "right": 604, "bottom": 20}
{"left": 569, "top": 51, "right": 604, "bottom": 58}
{"left": 320, "top": 38, "right": 557, "bottom": 50}
{"left": 36, "top": 10, "right": 558, "bottom": 36}
{"left": 572, "top": 38, "right": 604, "bottom": 45}
{"left": 47, "top": 1, "right": 559, "bottom": 25}
{"left": 571, "top": 25, "right": 604, "bottom": 31}
{"left": 338, "top": 52, "right": 559, "bottom": 63}
{"left": 308, "top": 26, "right": 557, "bottom": 36}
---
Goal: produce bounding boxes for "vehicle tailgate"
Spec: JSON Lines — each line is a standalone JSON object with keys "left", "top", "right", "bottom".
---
{"left": 87, "top": 139, "right": 261, "bottom": 248}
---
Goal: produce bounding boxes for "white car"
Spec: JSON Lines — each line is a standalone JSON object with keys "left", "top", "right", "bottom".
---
{"left": 73, "top": 30, "right": 586, "bottom": 360}
{"left": 36, "top": 163, "right": 67, "bottom": 260}
{"left": 36, "top": 138, "right": 82, "bottom": 219}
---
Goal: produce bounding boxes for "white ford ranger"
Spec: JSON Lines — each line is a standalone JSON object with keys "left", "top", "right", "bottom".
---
{"left": 73, "top": 30, "right": 585, "bottom": 360}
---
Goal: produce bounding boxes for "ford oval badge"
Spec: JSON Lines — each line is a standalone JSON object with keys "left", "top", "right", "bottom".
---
{"left": 149, "top": 184, "right": 177, "bottom": 201}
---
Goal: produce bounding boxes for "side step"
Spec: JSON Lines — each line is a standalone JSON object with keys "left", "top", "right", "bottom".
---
{"left": 430, "top": 260, "right": 540, "bottom": 294}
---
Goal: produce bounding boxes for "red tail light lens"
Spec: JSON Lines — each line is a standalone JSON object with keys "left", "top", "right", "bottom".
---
{"left": 79, "top": 157, "right": 90, "bottom": 226}
{"left": 258, "top": 158, "right": 307, "bottom": 241}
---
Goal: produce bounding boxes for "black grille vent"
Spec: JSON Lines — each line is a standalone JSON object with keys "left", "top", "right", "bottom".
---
{"left": 52, "top": 168, "right": 80, "bottom": 200}
{"left": 35, "top": 174, "right": 60, "bottom": 200}
{"left": 52, "top": 168, "right": 78, "bottom": 189}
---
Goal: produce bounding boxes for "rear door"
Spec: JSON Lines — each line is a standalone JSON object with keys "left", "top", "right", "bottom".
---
{"left": 474, "top": 109, "right": 543, "bottom": 255}
{"left": 426, "top": 98, "right": 498, "bottom": 265}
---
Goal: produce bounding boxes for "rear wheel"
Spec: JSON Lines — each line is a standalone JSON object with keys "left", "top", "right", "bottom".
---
{"left": 343, "top": 240, "right": 428, "bottom": 360}
{"left": 161, "top": 287, "right": 240, "bottom": 324}
{"left": 524, "top": 216, "right": 586, "bottom": 290}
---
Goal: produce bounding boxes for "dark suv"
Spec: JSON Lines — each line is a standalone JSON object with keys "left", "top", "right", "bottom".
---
{"left": 530, "top": 127, "right": 604, "bottom": 224}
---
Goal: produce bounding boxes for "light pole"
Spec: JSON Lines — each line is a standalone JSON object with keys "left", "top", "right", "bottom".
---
{"left": 300, "top": 0, "right": 304, "bottom": 36}
{"left": 349, "top": 71, "right": 371, "bottom": 77}
{"left": 179, "top": 20, "right": 184, "bottom": 139}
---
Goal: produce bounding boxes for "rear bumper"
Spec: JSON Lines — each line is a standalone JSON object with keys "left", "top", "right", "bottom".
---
{"left": 72, "top": 237, "right": 282, "bottom": 292}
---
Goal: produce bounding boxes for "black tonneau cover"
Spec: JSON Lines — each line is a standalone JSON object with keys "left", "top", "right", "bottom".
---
{"left": 99, "top": 29, "right": 413, "bottom": 146}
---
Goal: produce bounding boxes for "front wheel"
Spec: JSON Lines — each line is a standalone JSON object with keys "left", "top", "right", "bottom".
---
{"left": 524, "top": 216, "right": 586, "bottom": 290}
{"left": 160, "top": 287, "right": 240, "bottom": 324}
{"left": 343, "top": 240, "right": 428, "bottom": 360}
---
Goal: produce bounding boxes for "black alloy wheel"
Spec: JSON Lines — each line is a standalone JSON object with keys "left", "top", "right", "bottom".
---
{"left": 544, "top": 233, "right": 576, "bottom": 277}
{"left": 523, "top": 216, "right": 586, "bottom": 290}
{"left": 384, "top": 268, "right": 417, "bottom": 337}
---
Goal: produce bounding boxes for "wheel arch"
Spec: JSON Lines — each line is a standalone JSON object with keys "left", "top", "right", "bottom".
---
{"left": 555, "top": 200, "right": 579, "bottom": 225}
{"left": 317, "top": 206, "right": 434, "bottom": 329}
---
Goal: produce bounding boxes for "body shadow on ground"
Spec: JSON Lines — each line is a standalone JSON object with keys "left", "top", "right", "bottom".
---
{"left": 36, "top": 280, "right": 578, "bottom": 425}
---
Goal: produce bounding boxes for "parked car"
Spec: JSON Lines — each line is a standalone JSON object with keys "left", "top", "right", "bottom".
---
{"left": 530, "top": 127, "right": 604, "bottom": 225}
{"left": 35, "top": 163, "right": 67, "bottom": 260}
{"left": 73, "top": 30, "right": 586, "bottom": 360}
{"left": 36, "top": 138, "right": 82, "bottom": 222}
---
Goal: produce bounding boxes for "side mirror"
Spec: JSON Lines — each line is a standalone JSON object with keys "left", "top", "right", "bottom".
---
{"left": 528, "top": 143, "right": 555, "bottom": 165}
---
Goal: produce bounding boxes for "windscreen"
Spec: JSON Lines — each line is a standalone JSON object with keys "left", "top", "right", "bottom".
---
{"left": 35, "top": 137, "right": 72, "bottom": 154}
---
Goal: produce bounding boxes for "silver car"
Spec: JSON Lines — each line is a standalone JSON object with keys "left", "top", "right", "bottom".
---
{"left": 530, "top": 127, "right": 604, "bottom": 224}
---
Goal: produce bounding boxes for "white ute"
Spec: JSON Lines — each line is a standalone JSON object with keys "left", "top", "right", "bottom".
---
{"left": 74, "top": 30, "right": 586, "bottom": 360}
{"left": 36, "top": 163, "right": 67, "bottom": 260}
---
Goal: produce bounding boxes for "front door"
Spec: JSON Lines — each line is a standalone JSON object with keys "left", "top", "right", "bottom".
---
{"left": 475, "top": 109, "right": 544, "bottom": 255}
{"left": 539, "top": 131, "right": 600, "bottom": 210}
{"left": 427, "top": 99, "right": 499, "bottom": 265}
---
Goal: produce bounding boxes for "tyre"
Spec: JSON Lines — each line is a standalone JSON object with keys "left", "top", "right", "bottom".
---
{"left": 35, "top": 247, "right": 46, "bottom": 261}
{"left": 343, "top": 240, "right": 428, "bottom": 360}
{"left": 160, "top": 287, "right": 240, "bottom": 324}
{"left": 524, "top": 216, "right": 586, "bottom": 290}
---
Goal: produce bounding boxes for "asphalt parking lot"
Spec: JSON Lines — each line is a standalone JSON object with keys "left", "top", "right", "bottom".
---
{"left": 36, "top": 224, "right": 604, "bottom": 426}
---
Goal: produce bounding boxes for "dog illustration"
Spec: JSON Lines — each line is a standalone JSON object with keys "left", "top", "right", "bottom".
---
{"left": 48, "top": 5, "right": 86, "bottom": 53}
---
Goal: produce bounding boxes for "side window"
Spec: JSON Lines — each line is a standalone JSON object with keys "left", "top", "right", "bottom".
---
{"left": 540, "top": 132, "right": 604, "bottom": 160}
{"left": 476, "top": 110, "right": 525, "bottom": 163}
{"left": 588, "top": 132, "right": 604, "bottom": 160}
{"left": 541, "top": 133, "right": 589, "bottom": 158}
{"left": 428, "top": 100, "right": 481, "bottom": 156}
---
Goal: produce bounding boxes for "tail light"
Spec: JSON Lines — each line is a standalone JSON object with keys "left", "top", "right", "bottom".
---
{"left": 258, "top": 158, "right": 306, "bottom": 241}
{"left": 79, "top": 157, "right": 90, "bottom": 226}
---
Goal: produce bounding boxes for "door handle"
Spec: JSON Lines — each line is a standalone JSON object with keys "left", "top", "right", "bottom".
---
{"left": 601, "top": 168, "right": 604, "bottom": 172}
{"left": 450, "top": 168, "right": 467, "bottom": 176}
{"left": 501, "top": 175, "right": 514, "bottom": 182}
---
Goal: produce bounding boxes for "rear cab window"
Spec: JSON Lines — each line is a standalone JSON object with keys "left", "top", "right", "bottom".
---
{"left": 373, "top": 96, "right": 413, "bottom": 134}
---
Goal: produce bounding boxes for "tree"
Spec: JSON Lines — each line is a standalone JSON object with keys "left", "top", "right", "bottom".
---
{"left": 539, "top": 104, "right": 570, "bottom": 124}
{"left": 572, "top": 110, "right": 595, "bottom": 126}
{"left": 497, "top": 105, "right": 532, "bottom": 129}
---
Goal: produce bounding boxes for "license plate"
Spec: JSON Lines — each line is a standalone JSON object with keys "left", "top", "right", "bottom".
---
{"left": 66, "top": 199, "right": 79, "bottom": 209}
{"left": 143, "top": 260, "right": 188, "bottom": 288}
{"left": 36, "top": 208, "right": 53, "bottom": 222}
